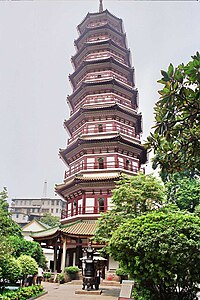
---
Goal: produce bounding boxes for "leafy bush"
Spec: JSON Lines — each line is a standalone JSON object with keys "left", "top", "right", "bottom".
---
{"left": 3, "top": 257, "right": 21, "bottom": 283}
{"left": 57, "top": 273, "right": 64, "bottom": 283}
{"left": 64, "top": 266, "right": 79, "bottom": 274}
{"left": 110, "top": 211, "right": 200, "bottom": 299}
{"left": 9, "top": 236, "right": 47, "bottom": 269}
{"left": 43, "top": 272, "right": 52, "bottom": 279}
{"left": 17, "top": 255, "right": 38, "bottom": 285}
{"left": 115, "top": 268, "right": 128, "bottom": 277}
{"left": 2, "top": 285, "right": 44, "bottom": 300}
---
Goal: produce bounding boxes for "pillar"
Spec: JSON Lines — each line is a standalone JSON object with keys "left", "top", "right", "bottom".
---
{"left": 61, "top": 238, "right": 67, "bottom": 272}
{"left": 53, "top": 245, "right": 57, "bottom": 272}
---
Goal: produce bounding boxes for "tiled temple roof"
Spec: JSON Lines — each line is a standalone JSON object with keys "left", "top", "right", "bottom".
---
{"left": 31, "top": 220, "right": 97, "bottom": 239}
{"left": 62, "top": 220, "right": 97, "bottom": 236}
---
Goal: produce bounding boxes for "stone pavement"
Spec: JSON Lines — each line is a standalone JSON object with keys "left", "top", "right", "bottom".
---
{"left": 39, "top": 282, "right": 121, "bottom": 300}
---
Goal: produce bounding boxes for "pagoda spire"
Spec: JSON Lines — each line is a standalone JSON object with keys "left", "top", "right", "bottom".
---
{"left": 99, "top": 0, "right": 103, "bottom": 13}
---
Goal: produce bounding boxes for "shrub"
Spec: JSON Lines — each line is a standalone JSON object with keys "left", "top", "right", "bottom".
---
{"left": 43, "top": 272, "right": 52, "bottom": 279}
{"left": 57, "top": 273, "right": 64, "bottom": 283}
{"left": 2, "top": 285, "right": 44, "bottom": 300}
{"left": 64, "top": 266, "right": 79, "bottom": 274}
{"left": 110, "top": 211, "right": 200, "bottom": 299}
{"left": 17, "top": 255, "right": 38, "bottom": 285}
{"left": 115, "top": 268, "right": 128, "bottom": 277}
{"left": 4, "top": 257, "right": 21, "bottom": 283}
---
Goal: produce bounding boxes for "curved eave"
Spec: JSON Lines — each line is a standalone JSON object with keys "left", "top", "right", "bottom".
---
{"left": 75, "top": 23, "right": 126, "bottom": 49}
{"left": 64, "top": 103, "right": 141, "bottom": 134}
{"left": 77, "top": 9, "right": 123, "bottom": 34}
{"left": 68, "top": 78, "right": 137, "bottom": 106}
{"left": 70, "top": 56, "right": 133, "bottom": 86}
{"left": 55, "top": 175, "right": 120, "bottom": 194}
{"left": 31, "top": 227, "right": 60, "bottom": 241}
{"left": 71, "top": 39, "right": 131, "bottom": 68}
{"left": 59, "top": 134, "right": 145, "bottom": 160}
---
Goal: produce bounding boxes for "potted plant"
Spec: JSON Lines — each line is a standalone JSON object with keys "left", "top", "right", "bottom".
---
{"left": 43, "top": 272, "right": 52, "bottom": 282}
{"left": 57, "top": 273, "right": 65, "bottom": 284}
{"left": 64, "top": 266, "right": 79, "bottom": 281}
{"left": 115, "top": 268, "right": 128, "bottom": 283}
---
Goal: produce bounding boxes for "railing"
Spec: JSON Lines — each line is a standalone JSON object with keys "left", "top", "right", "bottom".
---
{"left": 67, "top": 121, "right": 137, "bottom": 145}
{"left": 61, "top": 205, "right": 112, "bottom": 219}
{"left": 76, "top": 71, "right": 132, "bottom": 89}
{"left": 64, "top": 161, "right": 139, "bottom": 179}
{"left": 72, "top": 93, "right": 133, "bottom": 113}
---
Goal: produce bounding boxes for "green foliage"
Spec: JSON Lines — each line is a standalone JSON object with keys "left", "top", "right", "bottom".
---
{"left": 115, "top": 268, "right": 128, "bottom": 277}
{"left": 0, "top": 187, "right": 9, "bottom": 213}
{"left": 109, "top": 211, "right": 200, "bottom": 299}
{"left": 0, "top": 257, "right": 21, "bottom": 283}
{"left": 39, "top": 213, "right": 60, "bottom": 227}
{"left": 132, "top": 285, "right": 153, "bottom": 300}
{"left": 0, "top": 188, "right": 21, "bottom": 238}
{"left": 64, "top": 266, "right": 79, "bottom": 274}
{"left": 194, "top": 204, "right": 200, "bottom": 216}
{"left": 146, "top": 52, "right": 200, "bottom": 179}
{"left": 94, "top": 174, "right": 166, "bottom": 245}
{"left": 2, "top": 285, "right": 44, "bottom": 300}
{"left": 165, "top": 173, "right": 200, "bottom": 212}
{"left": 17, "top": 255, "right": 38, "bottom": 279}
{"left": 9, "top": 236, "right": 47, "bottom": 268}
{"left": 57, "top": 273, "right": 64, "bottom": 283}
{"left": 43, "top": 272, "right": 52, "bottom": 279}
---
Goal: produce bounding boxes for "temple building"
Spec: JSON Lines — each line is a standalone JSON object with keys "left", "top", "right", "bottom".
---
{"left": 32, "top": 1, "right": 147, "bottom": 273}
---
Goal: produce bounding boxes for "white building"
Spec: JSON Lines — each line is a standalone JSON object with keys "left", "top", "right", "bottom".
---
{"left": 11, "top": 197, "right": 65, "bottom": 226}
{"left": 22, "top": 219, "right": 54, "bottom": 270}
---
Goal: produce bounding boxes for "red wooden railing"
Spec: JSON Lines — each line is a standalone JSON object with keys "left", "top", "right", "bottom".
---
{"left": 67, "top": 121, "right": 138, "bottom": 145}
{"left": 71, "top": 93, "right": 134, "bottom": 114}
{"left": 64, "top": 161, "right": 139, "bottom": 179}
{"left": 61, "top": 205, "right": 110, "bottom": 219}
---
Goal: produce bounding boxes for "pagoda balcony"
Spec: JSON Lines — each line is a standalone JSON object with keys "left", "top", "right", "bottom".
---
{"left": 76, "top": 70, "right": 132, "bottom": 90}
{"left": 68, "top": 120, "right": 137, "bottom": 144}
{"left": 85, "top": 21, "right": 122, "bottom": 34}
{"left": 72, "top": 93, "right": 133, "bottom": 114}
{"left": 61, "top": 205, "right": 112, "bottom": 219}
{"left": 74, "top": 52, "right": 129, "bottom": 70}
{"left": 84, "top": 52, "right": 126, "bottom": 66}
{"left": 64, "top": 162, "right": 139, "bottom": 179}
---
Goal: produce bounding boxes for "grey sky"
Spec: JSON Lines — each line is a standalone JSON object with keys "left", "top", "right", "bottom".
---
{"left": 0, "top": 0, "right": 199, "bottom": 200}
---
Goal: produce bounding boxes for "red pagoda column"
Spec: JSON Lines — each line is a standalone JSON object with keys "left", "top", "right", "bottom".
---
{"left": 56, "top": 2, "right": 147, "bottom": 222}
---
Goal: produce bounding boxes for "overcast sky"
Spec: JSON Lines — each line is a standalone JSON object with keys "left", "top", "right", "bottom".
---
{"left": 0, "top": 0, "right": 199, "bottom": 200}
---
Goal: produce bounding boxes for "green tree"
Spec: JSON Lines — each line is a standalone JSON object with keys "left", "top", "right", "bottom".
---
{"left": 39, "top": 213, "right": 60, "bottom": 227}
{"left": 0, "top": 188, "right": 22, "bottom": 237}
{"left": 109, "top": 211, "right": 200, "bottom": 300}
{"left": 9, "top": 236, "right": 47, "bottom": 268}
{"left": 0, "top": 257, "right": 22, "bottom": 284}
{"left": 0, "top": 187, "right": 9, "bottom": 213}
{"left": 146, "top": 52, "right": 200, "bottom": 180}
{"left": 165, "top": 173, "right": 200, "bottom": 212}
{"left": 17, "top": 255, "right": 38, "bottom": 285}
{"left": 94, "top": 173, "right": 166, "bottom": 245}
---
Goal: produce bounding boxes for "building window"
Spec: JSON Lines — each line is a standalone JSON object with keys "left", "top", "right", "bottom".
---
{"left": 51, "top": 208, "right": 53, "bottom": 213}
{"left": 16, "top": 214, "right": 19, "bottom": 218}
{"left": 98, "top": 124, "right": 103, "bottom": 132}
{"left": 51, "top": 200, "right": 55, "bottom": 205}
{"left": 98, "top": 198, "right": 104, "bottom": 212}
{"left": 98, "top": 157, "right": 104, "bottom": 169}
{"left": 56, "top": 209, "right": 58, "bottom": 213}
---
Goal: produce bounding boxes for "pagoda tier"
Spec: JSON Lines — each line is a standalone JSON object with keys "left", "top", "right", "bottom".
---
{"left": 71, "top": 39, "right": 132, "bottom": 70}
{"left": 56, "top": 5, "right": 147, "bottom": 222}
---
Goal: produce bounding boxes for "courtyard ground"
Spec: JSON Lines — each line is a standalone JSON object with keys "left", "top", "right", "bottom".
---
{"left": 39, "top": 282, "right": 120, "bottom": 300}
